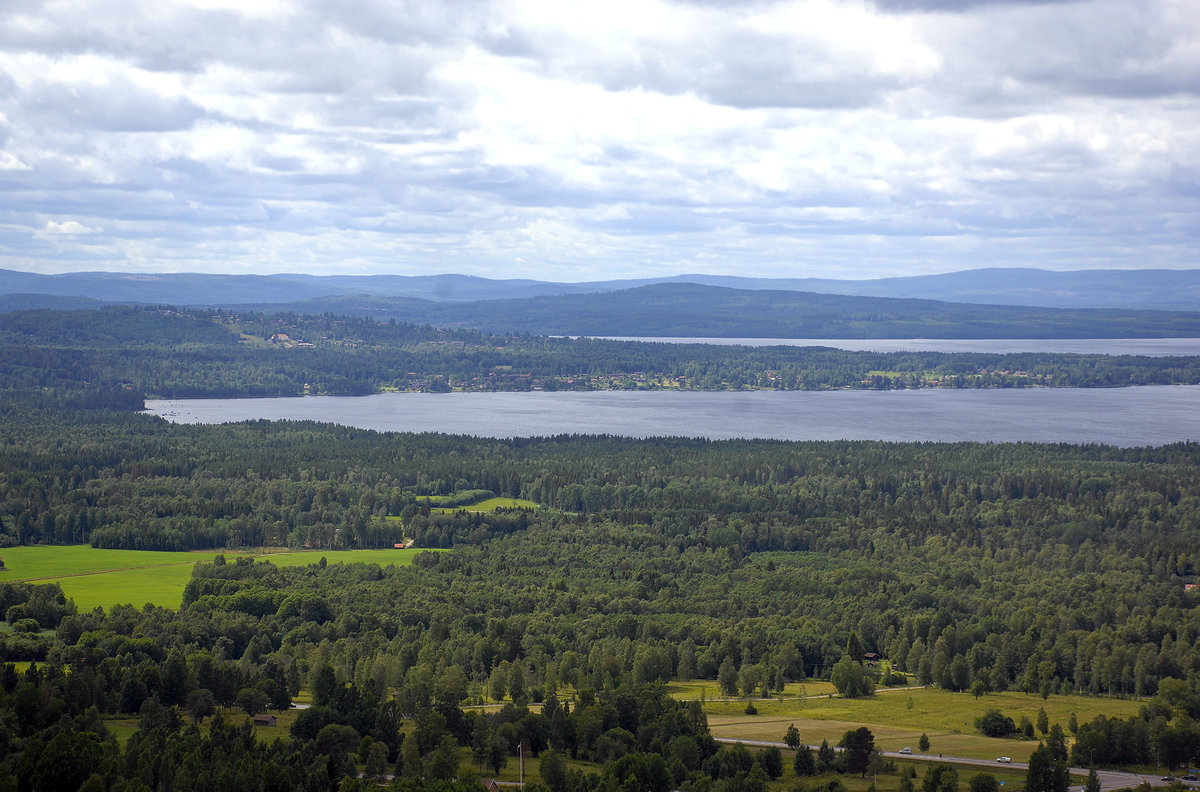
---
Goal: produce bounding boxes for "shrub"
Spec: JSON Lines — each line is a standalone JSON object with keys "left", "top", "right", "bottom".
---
{"left": 11, "top": 618, "right": 41, "bottom": 634}
{"left": 976, "top": 710, "right": 1016, "bottom": 737}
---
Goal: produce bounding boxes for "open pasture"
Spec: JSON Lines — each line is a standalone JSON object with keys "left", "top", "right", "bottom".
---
{"left": 431, "top": 496, "right": 539, "bottom": 513}
{"left": 705, "top": 686, "right": 1145, "bottom": 762}
{"left": 1, "top": 545, "right": 228, "bottom": 581}
{"left": 668, "top": 679, "right": 838, "bottom": 701}
{"left": 1, "top": 546, "right": 432, "bottom": 610}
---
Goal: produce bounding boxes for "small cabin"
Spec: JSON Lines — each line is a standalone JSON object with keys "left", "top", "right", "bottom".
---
{"left": 252, "top": 714, "right": 277, "bottom": 727}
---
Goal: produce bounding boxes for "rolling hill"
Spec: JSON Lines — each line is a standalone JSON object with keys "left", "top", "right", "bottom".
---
{"left": 3, "top": 266, "right": 1200, "bottom": 310}
{"left": 225, "top": 282, "right": 1200, "bottom": 339}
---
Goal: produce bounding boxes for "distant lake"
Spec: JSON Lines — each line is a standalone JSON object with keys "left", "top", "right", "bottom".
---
{"left": 145, "top": 386, "right": 1200, "bottom": 447}
{"left": 600, "top": 337, "right": 1200, "bottom": 355}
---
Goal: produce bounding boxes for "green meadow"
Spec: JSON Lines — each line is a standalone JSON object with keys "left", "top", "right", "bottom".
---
{"left": 668, "top": 679, "right": 839, "bottom": 701}
{"left": 429, "top": 496, "right": 539, "bottom": 513}
{"left": 0, "top": 546, "right": 433, "bottom": 611}
{"left": 701, "top": 686, "right": 1144, "bottom": 762}
{"left": 379, "top": 496, "right": 539, "bottom": 520}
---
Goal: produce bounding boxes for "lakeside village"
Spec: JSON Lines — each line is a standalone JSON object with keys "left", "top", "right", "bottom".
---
{"left": 372, "top": 367, "right": 1048, "bottom": 394}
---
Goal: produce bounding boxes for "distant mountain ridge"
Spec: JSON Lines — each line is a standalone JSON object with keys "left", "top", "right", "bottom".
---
{"left": 2, "top": 266, "right": 1200, "bottom": 310}
{"left": 220, "top": 282, "right": 1200, "bottom": 339}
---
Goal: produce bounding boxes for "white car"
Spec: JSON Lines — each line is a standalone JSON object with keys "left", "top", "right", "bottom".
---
{"left": 996, "top": 757, "right": 1012, "bottom": 764}
{"left": 899, "top": 748, "right": 912, "bottom": 755}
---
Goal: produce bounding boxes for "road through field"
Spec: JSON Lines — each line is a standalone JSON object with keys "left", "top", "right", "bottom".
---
{"left": 714, "top": 738, "right": 1176, "bottom": 792}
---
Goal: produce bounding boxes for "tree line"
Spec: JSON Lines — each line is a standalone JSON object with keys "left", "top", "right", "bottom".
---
{"left": 227, "top": 281, "right": 1200, "bottom": 339}
{"left": 5, "top": 306, "right": 1200, "bottom": 403}
{"left": 1, "top": 303, "right": 1199, "bottom": 789}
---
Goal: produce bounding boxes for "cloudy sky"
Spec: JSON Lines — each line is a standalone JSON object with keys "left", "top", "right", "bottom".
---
{"left": 0, "top": 0, "right": 1197, "bottom": 281}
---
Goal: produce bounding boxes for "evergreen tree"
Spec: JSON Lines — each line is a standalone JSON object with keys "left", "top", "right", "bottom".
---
{"left": 846, "top": 633, "right": 865, "bottom": 662}
{"left": 1047, "top": 724, "right": 1068, "bottom": 763}
{"left": 759, "top": 747, "right": 783, "bottom": 779}
{"left": 1026, "top": 744, "right": 1069, "bottom": 792}
{"left": 748, "top": 763, "right": 770, "bottom": 792}
{"left": 840, "top": 727, "right": 875, "bottom": 777}
{"left": 794, "top": 745, "right": 816, "bottom": 777}
{"left": 817, "top": 740, "right": 837, "bottom": 773}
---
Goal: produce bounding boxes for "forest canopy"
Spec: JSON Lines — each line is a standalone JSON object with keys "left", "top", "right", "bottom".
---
{"left": 0, "top": 304, "right": 1198, "bottom": 791}
{"left": 4, "top": 306, "right": 1200, "bottom": 403}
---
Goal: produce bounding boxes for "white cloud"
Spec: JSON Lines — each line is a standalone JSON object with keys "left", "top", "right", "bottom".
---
{"left": 38, "top": 220, "right": 100, "bottom": 235}
{"left": 0, "top": 151, "right": 29, "bottom": 170}
{"left": 0, "top": 0, "right": 1196, "bottom": 279}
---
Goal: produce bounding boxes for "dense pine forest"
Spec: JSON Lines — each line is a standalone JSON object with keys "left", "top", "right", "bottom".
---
{"left": 0, "top": 307, "right": 1198, "bottom": 791}
{"left": 1, "top": 403, "right": 1200, "bottom": 790}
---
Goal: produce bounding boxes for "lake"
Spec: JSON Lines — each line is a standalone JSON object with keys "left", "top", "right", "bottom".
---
{"left": 145, "top": 386, "right": 1200, "bottom": 447}
{"left": 602, "top": 337, "right": 1200, "bottom": 355}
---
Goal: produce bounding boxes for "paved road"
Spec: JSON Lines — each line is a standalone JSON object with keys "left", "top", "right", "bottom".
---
{"left": 714, "top": 738, "right": 1184, "bottom": 792}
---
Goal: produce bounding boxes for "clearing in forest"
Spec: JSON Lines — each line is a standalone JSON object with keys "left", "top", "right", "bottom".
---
{"left": 703, "top": 685, "right": 1144, "bottom": 762}
{"left": 0, "top": 545, "right": 435, "bottom": 610}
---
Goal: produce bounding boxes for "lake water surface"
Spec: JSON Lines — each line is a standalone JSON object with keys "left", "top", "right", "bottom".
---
{"left": 146, "top": 386, "right": 1200, "bottom": 447}
{"left": 603, "top": 337, "right": 1200, "bottom": 355}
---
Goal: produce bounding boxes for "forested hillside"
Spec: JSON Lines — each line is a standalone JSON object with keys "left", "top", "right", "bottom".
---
{"left": 1, "top": 304, "right": 1199, "bottom": 792}
{"left": 231, "top": 283, "right": 1200, "bottom": 338}
{"left": 5, "top": 306, "right": 1200, "bottom": 404}
{"left": 3, "top": 406, "right": 1199, "bottom": 696}
{"left": 5, "top": 266, "right": 1200, "bottom": 311}
{"left": 1, "top": 402, "right": 1199, "bottom": 790}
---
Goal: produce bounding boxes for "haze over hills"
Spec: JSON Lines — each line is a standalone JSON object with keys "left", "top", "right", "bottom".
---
{"left": 223, "top": 283, "right": 1200, "bottom": 339}
{"left": 3, "top": 267, "right": 1200, "bottom": 311}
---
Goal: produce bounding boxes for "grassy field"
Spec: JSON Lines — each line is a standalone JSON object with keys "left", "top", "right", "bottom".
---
{"left": 704, "top": 685, "right": 1144, "bottom": 762}
{"left": 450, "top": 748, "right": 1033, "bottom": 792}
{"left": 669, "top": 679, "right": 839, "bottom": 700}
{"left": 98, "top": 705, "right": 308, "bottom": 749}
{"left": 0, "top": 545, "right": 438, "bottom": 611}
{"left": 1, "top": 546, "right": 231, "bottom": 581}
{"left": 453, "top": 744, "right": 596, "bottom": 787}
{"left": 431, "top": 497, "right": 539, "bottom": 513}
{"left": 377, "top": 496, "right": 538, "bottom": 520}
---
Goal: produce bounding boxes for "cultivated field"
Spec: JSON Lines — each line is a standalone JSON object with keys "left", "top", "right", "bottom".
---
{"left": 0, "top": 545, "right": 435, "bottom": 610}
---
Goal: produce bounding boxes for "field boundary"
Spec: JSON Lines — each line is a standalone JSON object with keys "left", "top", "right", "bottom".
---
{"left": 12, "top": 560, "right": 203, "bottom": 582}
